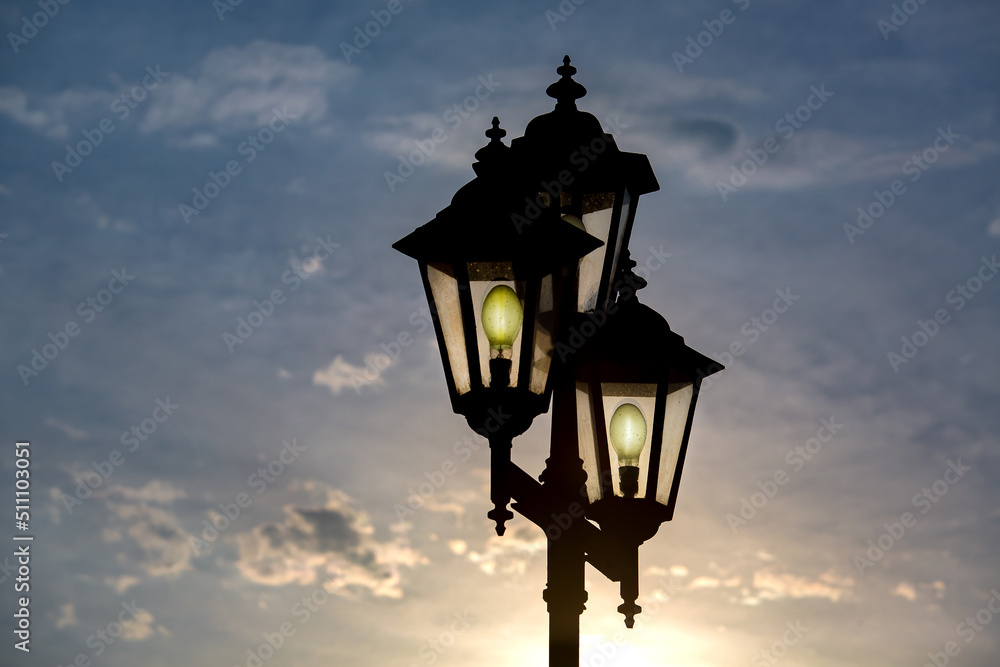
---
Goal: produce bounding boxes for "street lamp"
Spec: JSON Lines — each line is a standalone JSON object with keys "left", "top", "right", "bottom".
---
{"left": 393, "top": 117, "right": 602, "bottom": 533}
{"left": 576, "top": 294, "right": 721, "bottom": 530}
{"left": 508, "top": 56, "right": 659, "bottom": 316}
{"left": 569, "top": 281, "right": 722, "bottom": 627}
{"left": 393, "top": 57, "right": 722, "bottom": 667}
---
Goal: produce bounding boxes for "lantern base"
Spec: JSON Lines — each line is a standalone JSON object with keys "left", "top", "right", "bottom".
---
{"left": 586, "top": 496, "right": 671, "bottom": 546}
{"left": 457, "top": 384, "right": 544, "bottom": 441}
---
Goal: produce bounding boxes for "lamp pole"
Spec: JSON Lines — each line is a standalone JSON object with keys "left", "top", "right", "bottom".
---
{"left": 394, "top": 57, "right": 723, "bottom": 667}
{"left": 540, "top": 372, "right": 589, "bottom": 667}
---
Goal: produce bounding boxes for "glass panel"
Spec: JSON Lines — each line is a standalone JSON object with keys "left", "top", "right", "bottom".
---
{"left": 605, "top": 189, "right": 631, "bottom": 306}
{"left": 576, "top": 192, "right": 616, "bottom": 313}
{"left": 601, "top": 382, "right": 656, "bottom": 499}
{"left": 468, "top": 262, "right": 522, "bottom": 389}
{"left": 529, "top": 273, "right": 555, "bottom": 395}
{"left": 655, "top": 382, "right": 694, "bottom": 505}
{"left": 427, "top": 263, "right": 471, "bottom": 395}
{"left": 576, "top": 382, "right": 603, "bottom": 503}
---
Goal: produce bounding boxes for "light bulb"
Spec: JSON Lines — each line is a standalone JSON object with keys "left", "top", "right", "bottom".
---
{"left": 481, "top": 284, "right": 523, "bottom": 356}
{"left": 609, "top": 403, "right": 646, "bottom": 466}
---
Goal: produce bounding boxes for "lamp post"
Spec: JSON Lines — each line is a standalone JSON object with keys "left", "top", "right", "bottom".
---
{"left": 394, "top": 57, "right": 722, "bottom": 667}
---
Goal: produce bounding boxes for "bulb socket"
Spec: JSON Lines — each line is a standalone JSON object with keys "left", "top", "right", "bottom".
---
{"left": 489, "top": 357, "right": 512, "bottom": 389}
{"left": 619, "top": 465, "right": 639, "bottom": 498}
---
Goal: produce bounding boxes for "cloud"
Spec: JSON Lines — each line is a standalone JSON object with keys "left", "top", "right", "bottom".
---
{"left": 411, "top": 489, "right": 479, "bottom": 521}
{"left": 55, "top": 602, "right": 77, "bottom": 629}
{"left": 602, "top": 61, "right": 765, "bottom": 106}
{"left": 668, "top": 117, "right": 739, "bottom": 155}
{"left": 121, "top": 607, "right": 169, "bottom": 641}
{"left": 893, "top": 581, "right": 917, "bottom": 601}
{"left": 141, "top": 41, "right": 355, "bottom": 135}
{"left": 233, "top": 486, "right": 426, "bottom": 599}
{"left": 465, "top": 519, "right": 545, "bottom": 577}
{"left": 0, "top": 86, "right": 106, "bottom": 139}
{"left": 313, "top": 354, "right": 388, "bottom": 395}
{"left": 364, "top": 111, "right": 490, "bottom": 172}
{"left": 106, "top": 501, "right": 192, "bottom": 577}
{"left": 100, "top": 480, "right": 186, "bottom": 504}
{"left": 746, "top": 568, "right": 854, "bottom": 604}
{"left": 46, "top": 417, "right": 89, "bottom": 440}
{"left": 689, "top": 576, "right": 722, "bottom": 589}
{"left": 166, "top": 131, "right": 220, "bottom": 149}
{"left": 104, "top": 575, "right": 141, "bottom": 594}
{"left": 0, "top": 42, "right": 359, "bottom": 147}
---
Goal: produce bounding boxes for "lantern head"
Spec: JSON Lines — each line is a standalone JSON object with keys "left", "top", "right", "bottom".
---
{"left": 574, "top": 296, "right": 723, "bottom": 543}
{"left": 393, "top": 118, "right": 603, "bottom": 435}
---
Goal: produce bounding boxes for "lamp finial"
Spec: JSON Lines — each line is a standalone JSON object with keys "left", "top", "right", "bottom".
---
{"left": 546, "top": 55, "right": 587, "bottom": 110}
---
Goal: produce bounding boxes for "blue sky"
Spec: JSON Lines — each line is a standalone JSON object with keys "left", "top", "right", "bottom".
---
{"left": 1, "top": 1, "right": 999, "bottom": 665}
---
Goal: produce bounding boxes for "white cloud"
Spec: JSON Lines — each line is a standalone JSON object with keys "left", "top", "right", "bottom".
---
{"left": 748, "top": 568, "right": 854, "bottom": 604}
{"left": 313, "top": 354, "right": 388, "bottom": 395}
{"left": 106, "top": 501, "right": 192, "bottom": 577}
{"left": 100, "top": 480, "right": 186, "bottom": 504}
{"left": 465, "top": 519, "right": 545, "bottom": 577}
{"left": 414, "top": 489, "right": 479, "bottom": 521}
{"left": 0, "top": 86, "right": 106, "bottom": 139}
{"left": 689, "top": 576, "right": 722, "bottom": 589}
{"left": 104, "top": 575, "right": 141, "bottom": 593}
{"left": 141, "top": 41, "right": 355, "bottom": 135}
{"left": 893, "top": 581, "right": 917, "bottom": 601}
{"left": 365, "top": 111, "right": 487, "bottom": 172}
{"left": 45, "top": 417, "right": 88, "bottom": 440}
{"left": 121, "top": 607, "right": 169, "bottom": 641}
{"left": 166, "top": 132, "right": 220, "bottom": 149}
{"left": 55, "top": 602, "right": 77, "bottom": 629}
{"left": 233, "top": 485, "right": 426, "bottom": 599}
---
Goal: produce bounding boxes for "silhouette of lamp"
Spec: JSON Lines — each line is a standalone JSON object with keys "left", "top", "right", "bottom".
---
{"left": 570, "top": 281, "right": 723, "bottom": 626}
{"left": 393, "top": 57, "right": 723, "bottom": 667}
{"left": 507, "top": 55, "right": 658, "bottom": 317}
{"left": 393, "top": 117, "right": 601, "bottom": 534}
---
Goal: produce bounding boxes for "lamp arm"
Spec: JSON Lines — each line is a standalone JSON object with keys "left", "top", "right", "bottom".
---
{"left": 506, "top": 463, "right": 627, "bottom": 582}
{"left": 486, "top": 434, "right": 514, "bottom": 535}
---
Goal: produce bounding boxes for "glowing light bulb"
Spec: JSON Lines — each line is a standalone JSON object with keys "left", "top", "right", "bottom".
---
{"left": 610, "top": 403, "right": 646, "bottom": 498}
{"left": 481, "top": 284, "right": 523, "bottom": 356}
{"left": 609, "top": 403, "right": 646, "bottom": 466}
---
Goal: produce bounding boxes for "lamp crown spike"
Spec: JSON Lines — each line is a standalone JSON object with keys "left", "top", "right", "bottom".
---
{"left": 473, "top": 117, "right": 509, "bottom": 174}
{"left": 546, "top": 55, "right": 587, "bottom": 110}
{"left": 485, "top": 116, "right": 506, "bottom": 142}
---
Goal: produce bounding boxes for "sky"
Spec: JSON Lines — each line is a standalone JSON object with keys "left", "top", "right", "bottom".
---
{"left": 1, "top": 1, "right": 999, "bottom": 666}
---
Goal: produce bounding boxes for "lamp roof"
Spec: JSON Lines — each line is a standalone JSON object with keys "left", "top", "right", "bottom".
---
{"left": 511, "top": 56, "right": 659, "bottom": 197}
{"left": 393, "top": 118, "right": 603, "bottom": 272}
{"left": 587, "top": 297, "right": 724, "bottom": 383}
